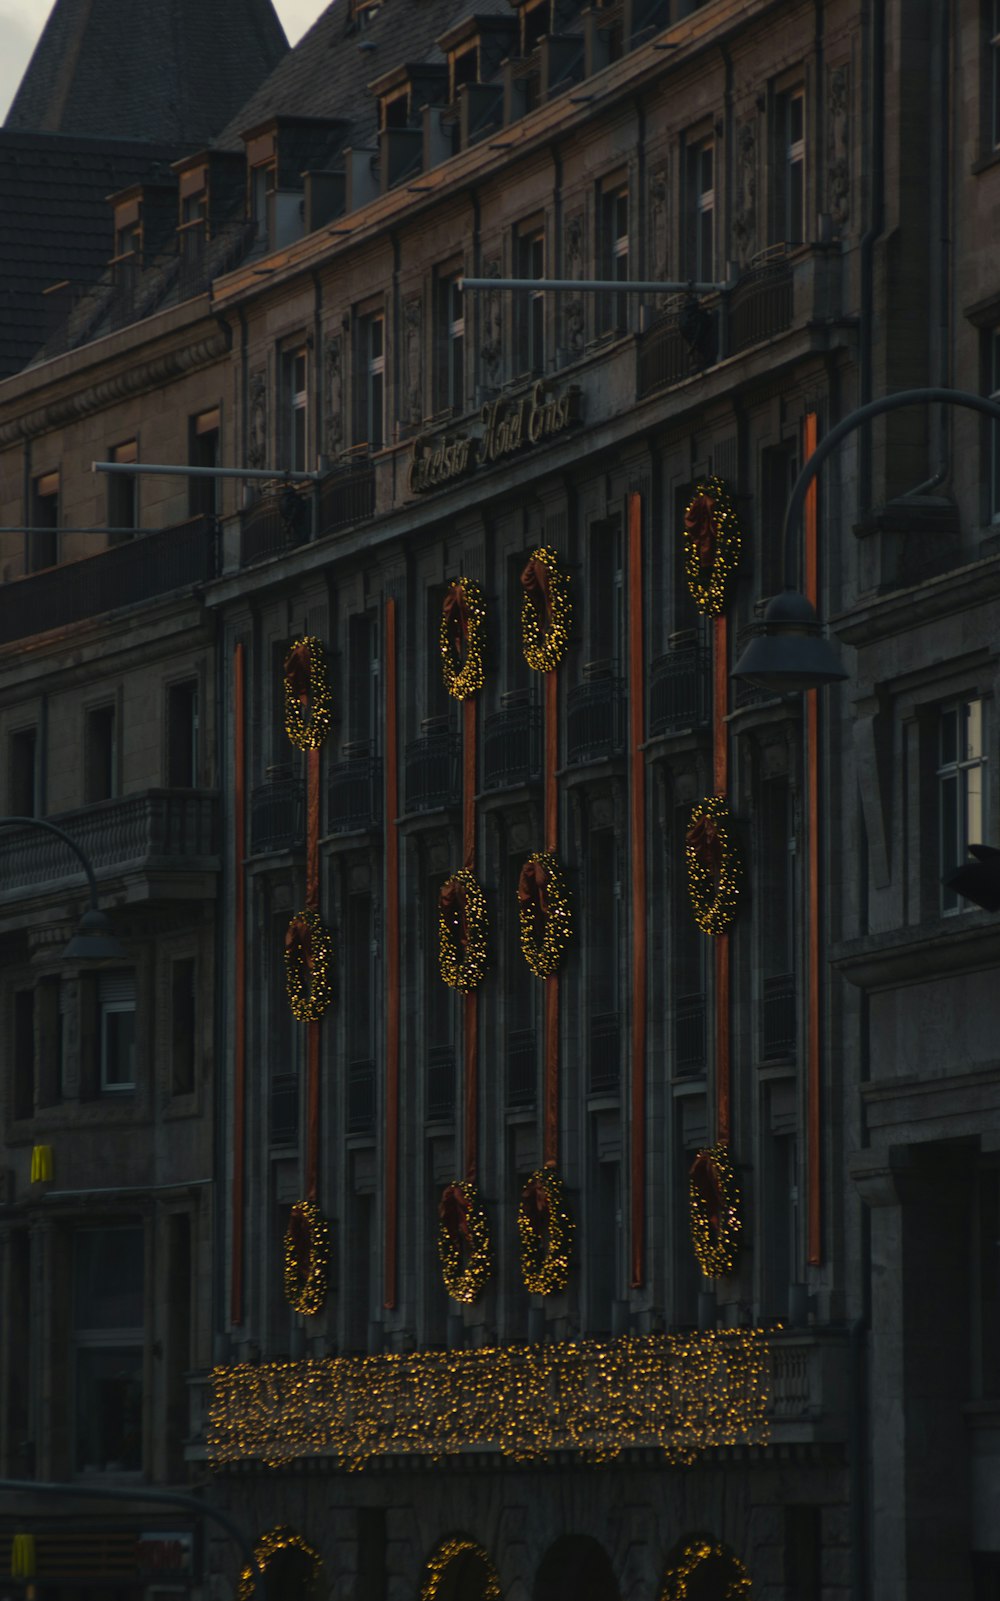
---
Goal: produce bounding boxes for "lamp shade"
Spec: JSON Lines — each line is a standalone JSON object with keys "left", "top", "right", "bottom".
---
{"left": 731, "top": 590, "right": 848, "bottom": 694}
{"left": 942, "top": 844, "right": 1000, "bottom": 913}
{"left": 63, "top": 907, "right": 127, "bottom": 962}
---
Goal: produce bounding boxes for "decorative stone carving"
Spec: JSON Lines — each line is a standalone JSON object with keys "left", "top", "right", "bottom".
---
{"left": 323, "top": 335, "right": 343, "bottom": 458}
{"left": 564, "top": 210, "right": 585, "bottom": 354}
{"left": 404, "top": 294, "right": 423, "bottom": 426}
{"left": 247, "top": 370, "right": 267, "bottom": 470}
{"left": 480, "top": 257, "right": 502, "bottom": 388}
{"left": 731, "top": 120, "right": 757, "bottom": 268}
{"left": 649, "top": 165, "right": 669, "bottom": 284}
{"left": 827, "top": 64, "right": 850, "bottom": 229}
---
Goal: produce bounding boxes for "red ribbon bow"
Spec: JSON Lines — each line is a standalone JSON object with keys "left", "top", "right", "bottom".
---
{"left": 517, "top": 859, "right": 551, "bottom": 931}
{"left": 686, "top": 814, "right": 723, "bottom": 873}
{"left": 287, "top": 1208, "right": 312, "bottom": 1277}
{"left": 285, "top": 915, "right": 313, "bottom": 972}
{"left": 522, "top": 1177, "right": 550, "bottom": 1234}
{"left": 439, "top": 880, "right": 469, "bottom": 948}
{"left": 283, "top": 641, "right": 312, "bottom": 705}
{"left": 439, "top": 1183, "right": 472, "bottom": 1246}
{"left": 442, "top": 583, "right": 470, "bottom": 667}
{"left": 520, "top": 555, "right": 553, "bottom": 618}
{"left": 689, "top": 1152, "right": 723, "bottom": 1238}
{"left": 684, "top": 493, "right": 718, "bottom": 570}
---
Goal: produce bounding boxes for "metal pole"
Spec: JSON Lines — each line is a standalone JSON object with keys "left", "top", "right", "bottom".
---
{"left": 458, "top": 275, "right": 729, "bottom": 295}
{"left": 0, "top": 1478, "right": 265, "bottom": 1591}
{"left": 0, "top": 815, "right": 101, "bottom": 910}
{"left": 780, "top": 386, "right": 1000, "bottom": 589}
{"left": 0, "top": 527, "right": 169, "bottom": 537}
{"left": 92, "top": 461, "right": 320, "bottom": 484}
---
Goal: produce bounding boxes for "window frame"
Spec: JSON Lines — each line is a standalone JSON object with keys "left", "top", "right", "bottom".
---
{"left": 283, "top": 346, "right": 309, "bottom": 475}
{"left": 435, "top": 269, "right": 466, "bottom": 415}
{"left": 28, "top": 469, "right": 60, "bottom": 574}
{"left": 938, "top": 696, "right": 989, "bottom": 914}
{"left": 686, "top": 135, "right": 716, "bottom": 285}
{"left": 72, "top": 1225, "right": 145, "bottom": 1476}
{"left": 107, "top": 438, "right": 138, "bottom": 542}
{"left": 514, "top": 222, "right": 546, "bottom": 378}
{"left": 774, "top": 86, "right": 806, "bottom": 247}
{"left": 355, "top": 309, "right": 387, "bottom": 452}
{"left": 598, "top": 180, "right": 630, "bottom": 336}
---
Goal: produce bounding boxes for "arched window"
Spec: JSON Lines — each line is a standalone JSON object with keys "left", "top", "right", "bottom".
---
{"left": 534, "top": 1534, "right": 620, "bottom": 1601}
{"left": 659, "top": 1533, "right": 751, "bottom": 1601}
{"left": 419, "top": 1535, "right": 501, "bottom": 1601}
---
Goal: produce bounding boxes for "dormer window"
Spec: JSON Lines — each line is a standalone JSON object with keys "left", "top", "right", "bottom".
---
{"left": 351, "top": 0, "right": 384, "bottom": 27}
{"left": 522, "top": 0, "right": 550, "bottom": 54}
{"left": 111, "top": 194, "right": 142, "bottom": 289}
{"left": 381, "top": 89, "right": 410, "bottom": 130}
{"left": 450, "top": 43, "right": 479, "bottom": 99}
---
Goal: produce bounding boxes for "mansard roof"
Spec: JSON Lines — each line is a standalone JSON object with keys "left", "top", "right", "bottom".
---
{"left": 5, "top": 0, "right": 289, "bottom": 146}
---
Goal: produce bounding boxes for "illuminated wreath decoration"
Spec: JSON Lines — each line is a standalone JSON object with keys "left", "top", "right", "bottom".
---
{"left": 238, "top": 1526, "right": 325, "bottom": 1601}
{"left": 438, "top": 869, "right": 488, "bottom": 991}
{"left": 440, "top": 577, "right": 486, "bottom": 700}
{"left": 520, "top": 545, "right": 572, "bottom": 672}
{"left": 284, "top": 907, "right": 335, "bottom": 1021}
{"left": 660, "top": 1534, "right": 752, "bottom": 1601}
{"left": 283, "top": 1199, "right": 331, "bottom": 1317}
{"left": 283, "top": 635, "right": 334, "bottom": 750}
{"left": 420, "top": 1537, "right": 501, "bottom": 1601}
{"left": 683, "top": 475, "right": 742, "bottom": 617}
{"left": 438, "top": 1180, "right": 492, "bottom": 1304}
{"left": 689, "top": 1145, "right": 742, "bottom": 1279}
{"left": 685, "top": 796, "right": 742, "bottom": 936}
{"left": 518, "top": 1169, "right": 574, "bottom": 1295}
{"left": 518, "top": 852, "right": 573, "bottom": 978}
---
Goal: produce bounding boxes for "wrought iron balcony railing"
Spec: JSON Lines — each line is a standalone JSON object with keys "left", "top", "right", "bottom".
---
{"left": 761, "top": 972, "right": 796, "bottom": 1061}
{"left": 404, "top": 723, "right": 461, "bottom": 814}
{"left": 328, "top": 746, "right": 382, "bottom": 834}
{"left": 249, "top": 777, "right": 304, "bottom": 856}
{"left": 0, "top": 789, "right": 219, "bottom": 900}
{"left": 347, "top": 1058, "right": 376, "bottom": 1135}
{"left": 240, "top": 488, "right": 309, "bottom": 567}
{"left": 427, "top": 1046, "right": 457, "bottom": 1121}
{"left": 588, "top": 1011, "right": 621, "bottom": 1095}
{"left": 482, "top": 702, "right": 541, "bottom": 792}
{"left": 636, "top": 302, "right": 717, "bottom": 398}
{"left": 727, "top": 257, "right": 794, "bottom": 355}
{"left": 0, "top": 515, "right": 216, "bottom": 645}
{"left": 566, "top": 677, "right": 625, "bottom": 766}
{"left": 506, "top": 1027, "right": 537, "bottom": 1109}
{"left": 649, "top": 644, "right": 711, "bottom": 736}
{"left": 674, "top": 992, "right": 707, "bottom": 1075}
{"left": 317, "top": 460, "right": 375, "bottom": 539}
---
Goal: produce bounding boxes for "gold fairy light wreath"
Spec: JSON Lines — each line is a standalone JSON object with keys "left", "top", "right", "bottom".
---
{"left": 238, "top": 1526, "right": 324, "bottom": 1601}
{"left": 685, "top": 796, "right": 742, "bottom": 936}
{"left": 438, "top": 1179, "right": 492, "bottom": 1304}
{"left": 518, "top": 852, "right": 573, "bottom": 978}
{"left": 521, "top": 545, "right": 572, "bottom": 672}
{"left": 659, "top": 1534, "right": 752, "bottom": 1601}
{"left": 518, "top": 1169, "right": 574, "bottom": 1296}
{"left": 438, "top": 869, "right": 488, "bottom": 991}
{"left": 420, "top": 1537, "right": 501, "bottom": 1601}
{"left": 688, "top": 1145, "right": 741, "bottom": 1279}
{"left": 283, "top": 1200, "right": 331, "bottom": 1317}
{"left": 284, "top": 908, "right": 335, "bottom": 1021}
{"left": 440, "top": 577, "right": 486, "bottom": 699}
{"left": 283, "top": 635, "right": 334, "bottom": 750}
{"left": 683, "top": 476, "right": 742, "bottom": 617}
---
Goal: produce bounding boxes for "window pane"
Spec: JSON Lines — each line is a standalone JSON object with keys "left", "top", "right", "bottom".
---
{"left": 790, "top": 93, "right": 804, "bottom": 145}
{"left": 941, "top": 772, "right": 958, "bottom": 872}
{"left": 75, "top": 1228, "right": 144, "bottom": 1328}
{"left": 699, "top": 145, "right": 713, "bottom": 196}
{"left": 76, "top": 1347, "right": 143, "bottom": 1472}
{"left": 940, "top": 707, "right": 957, "bottom": 765}
{"left": 966, "top": 765, "right": 984, "bottom": 848}
{"left": 102, "top": 1005, "right": 136, "bottom": 1088}
{"left": 965, "top": 698, "right": 984, "bottom": 760}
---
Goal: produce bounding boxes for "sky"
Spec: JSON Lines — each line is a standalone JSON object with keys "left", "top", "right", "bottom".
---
{"left": 0, "top": 0, "right": 331, "bottom": 123}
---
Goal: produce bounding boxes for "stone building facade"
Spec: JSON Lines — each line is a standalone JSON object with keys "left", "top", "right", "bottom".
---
{"left": 0, "top": 0, "right": 998, "bottom": 1598}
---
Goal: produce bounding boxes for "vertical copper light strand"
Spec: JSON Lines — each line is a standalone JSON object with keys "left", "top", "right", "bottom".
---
{"left": 384, "top": 598, "right": 400, "bottom": 1309}
{"left": 543, "top": 667, "right": 560, "bottom": 1168}
{"left": 230, "top": 641, "right": 247, "bottom": 1327}
{"left": 628, "top": 491, "right": 647, "bottom": 1290}
{"left": 463, "top": 694, "right": 478, "bottom": 1180}
{"left": 804, "top": 411, "right": 823, "bottom": 1266}
{"left": 713, "top": 614, "right": 730, "bottom": 1146}
{"left": 305, "top": 746, "right": 321, "bottom": 1203}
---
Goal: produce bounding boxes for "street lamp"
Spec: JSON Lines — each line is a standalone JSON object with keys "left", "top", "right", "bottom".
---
{"left": 0, "top": 815, "right": 126, "bottom": 961}
{"left": 731, "top": 387, "right": 1000, "bottom": 694}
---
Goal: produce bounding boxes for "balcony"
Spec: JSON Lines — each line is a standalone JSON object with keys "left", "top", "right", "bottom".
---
{"left": 482, "top": 698, "right": 541, "bottom": 792}
{"left": 270, "top": 1073, "right": 299, "bottom": 1144}
{"left": 427, "top": 1046, "right": 456, "bottom": 1121}
{"left": 588, "top": 1011, "right": 621, "bottom": 1096}
{"left": 566, "top": 675, "right": 625, "bottom": 767}
{"left": 347, "top": 1058, "right": 376, "bottom": 1135}
{"left": 404, "top": 720, "right": 461, "bottom": 814}
{"left": 727, "top": 255, "right": 794, "bottom": 355}
{"left": 249, "top": 775, "right": 304, "bottom": 856}
{"left": 636, "top": 301, "right": 717, "bottom": 399}
{"left": 506, "top": 1027, "right": 536, "bottom": 1109}
{"left": 0, "top": 515, "right": 216, "bottom": 646}
{"left": 648, "top": 642, "right": 711, "bottom": 737}
{"left": 0, "top": 789, "right": 219, "bottom": 907}
{"left": 317, "top": 459, "right": 375, "bottom": 539}
{"left": 328, "top": 744, "right": 382, "bottom": 834}
{"left": 674, "top": 992, "right": 707, "bottom": 1075}
{"left": 240, "top": 487, "right": 308, "bottom": 567}
{"left": 768, "top": 1330, "right": 849, "bottom": 1445}
{"left": 761, "top": 972, "right": 796, "bottom": 1061}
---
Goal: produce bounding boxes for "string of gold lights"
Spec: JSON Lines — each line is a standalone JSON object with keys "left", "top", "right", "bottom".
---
{"left": 438, "top": 869, "right": 488, "bottom": 991}
{"left": 420, "top": 1538, "right": 501, "bottom": 1601}
{"left": 517, "top": 1169, "right": 574, "bottom": 1295}
{"left": 518, "top": 852, "right": 573, "bottom": 978}
{"left": 521, "top": 545, "right": 572, "bottom": 672}
{"left": 208, "top": 1330, "right": 771, "bottom": 1472}
{"left": 685, "top": 796, "right": 742, "bottom": 936}
{"left": 682, "top": 476, "right": 742, "bottom": 618}
{"left": 440, "top": 577, "right": 486, "bottom": 699}
{"left": 284, "top": 907, "right": 335, "bottom": 1021}
{"left": 237, "top": 1526, "right": 324, "bottom": 1601}
{"left": 283, "top": 635, "right": 334, "bottom": 750}
{"left": 659, "top": 1534, "right": 752, "bottom": 1601}
{"left": 283, "top": 1200, "right": 331, "bottom": 1317}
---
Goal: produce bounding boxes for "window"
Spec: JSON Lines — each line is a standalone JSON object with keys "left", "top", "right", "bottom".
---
{"left": 774, "top": 89, "right": 806, "bottom": 245}
{"left": 990, "top": 326, "right": 1000, "bottom": 523}
{"left": 99, "top": 971, "right": 136, "bottom": 1091}
{"left": 940, "top": 698, "right": 988, "bottom": 911}
{"left": 85, "top": 704, "right": 118, "bottom": 803}
{"left": 284, "top": 348, "right": 308, "bottom": 474}
{"left": 167, "top": 681, "right": 199, "bottom": 788}
{"left": 687, "top": 138, "right": 715, "bottom": 284}
{"left": 990, "top": 1, "right": 1000, "bottom": 150}
{"left": 599, "top": 185, "right": 629, "bottom": 335}
{"left": 587, "top": 1150, "right": 620, "bottom": 1333}
{"left": 436, "top": 273, "right": 465, "bottom": 413}
{"left": 74, "top": 1227, "right": 144, "bottom": 1473}
{"left": 107, "top": 439, "right": 138, "bottom": 543}
{"left": 250, "top": 161, "right": 276, "bottom": 247}
{"left": 588, "top": 518, "right": 624, "bottom": 670}
{"left": 759, "top": 776, "right": 797, "bottom": 1060}
{"left": 521, "top": 0, "right": 549, "bottom": 53}
{"left": 12, "top": 988, "right": 34, "bottom": 1121}
{"left": 37, "top": 974, "right": 65, "bottom": 1105}
{"left": 188, "top": 408, "right": 220, "bottom": 518}
{"left": 760, "top": 440, "right": 800, "bottom": 595}
{"left": 348, "top": 612, "right": 379, "bottom": 747}
{"left": 9, "top": 726, "right": 38, "bottom": 816}
{"left": 587, "top": 826, "right": 620, "bottom": 1094}
{"left": 356, "top": 314, "right": 386, "bottom": 451}
{"left": 28, "top": 470, "right": 59, "bottom": 573}
{"left": 171, "top": 958, "right": 196, "bottom": 1096}
{"left": 346, "top": 888, "right": 376, "bottom": 1134}
{"left": 450, "top": 43, "right": 478, "bottom": 98}
{"left": 515, "top": 227, "right": 545, "bottom": 377}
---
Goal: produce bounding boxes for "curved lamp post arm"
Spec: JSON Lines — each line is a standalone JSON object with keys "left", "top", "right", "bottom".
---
{"left": 0, "top": 814, "right": 100, "bottom": 909}
{"left": 781, "top": 386, "right": 1000, "bottom": 589}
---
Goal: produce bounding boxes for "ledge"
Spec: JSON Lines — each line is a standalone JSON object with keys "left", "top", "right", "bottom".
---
{"left": 832, "top": 914, "right": 1000, "bottom": 992}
